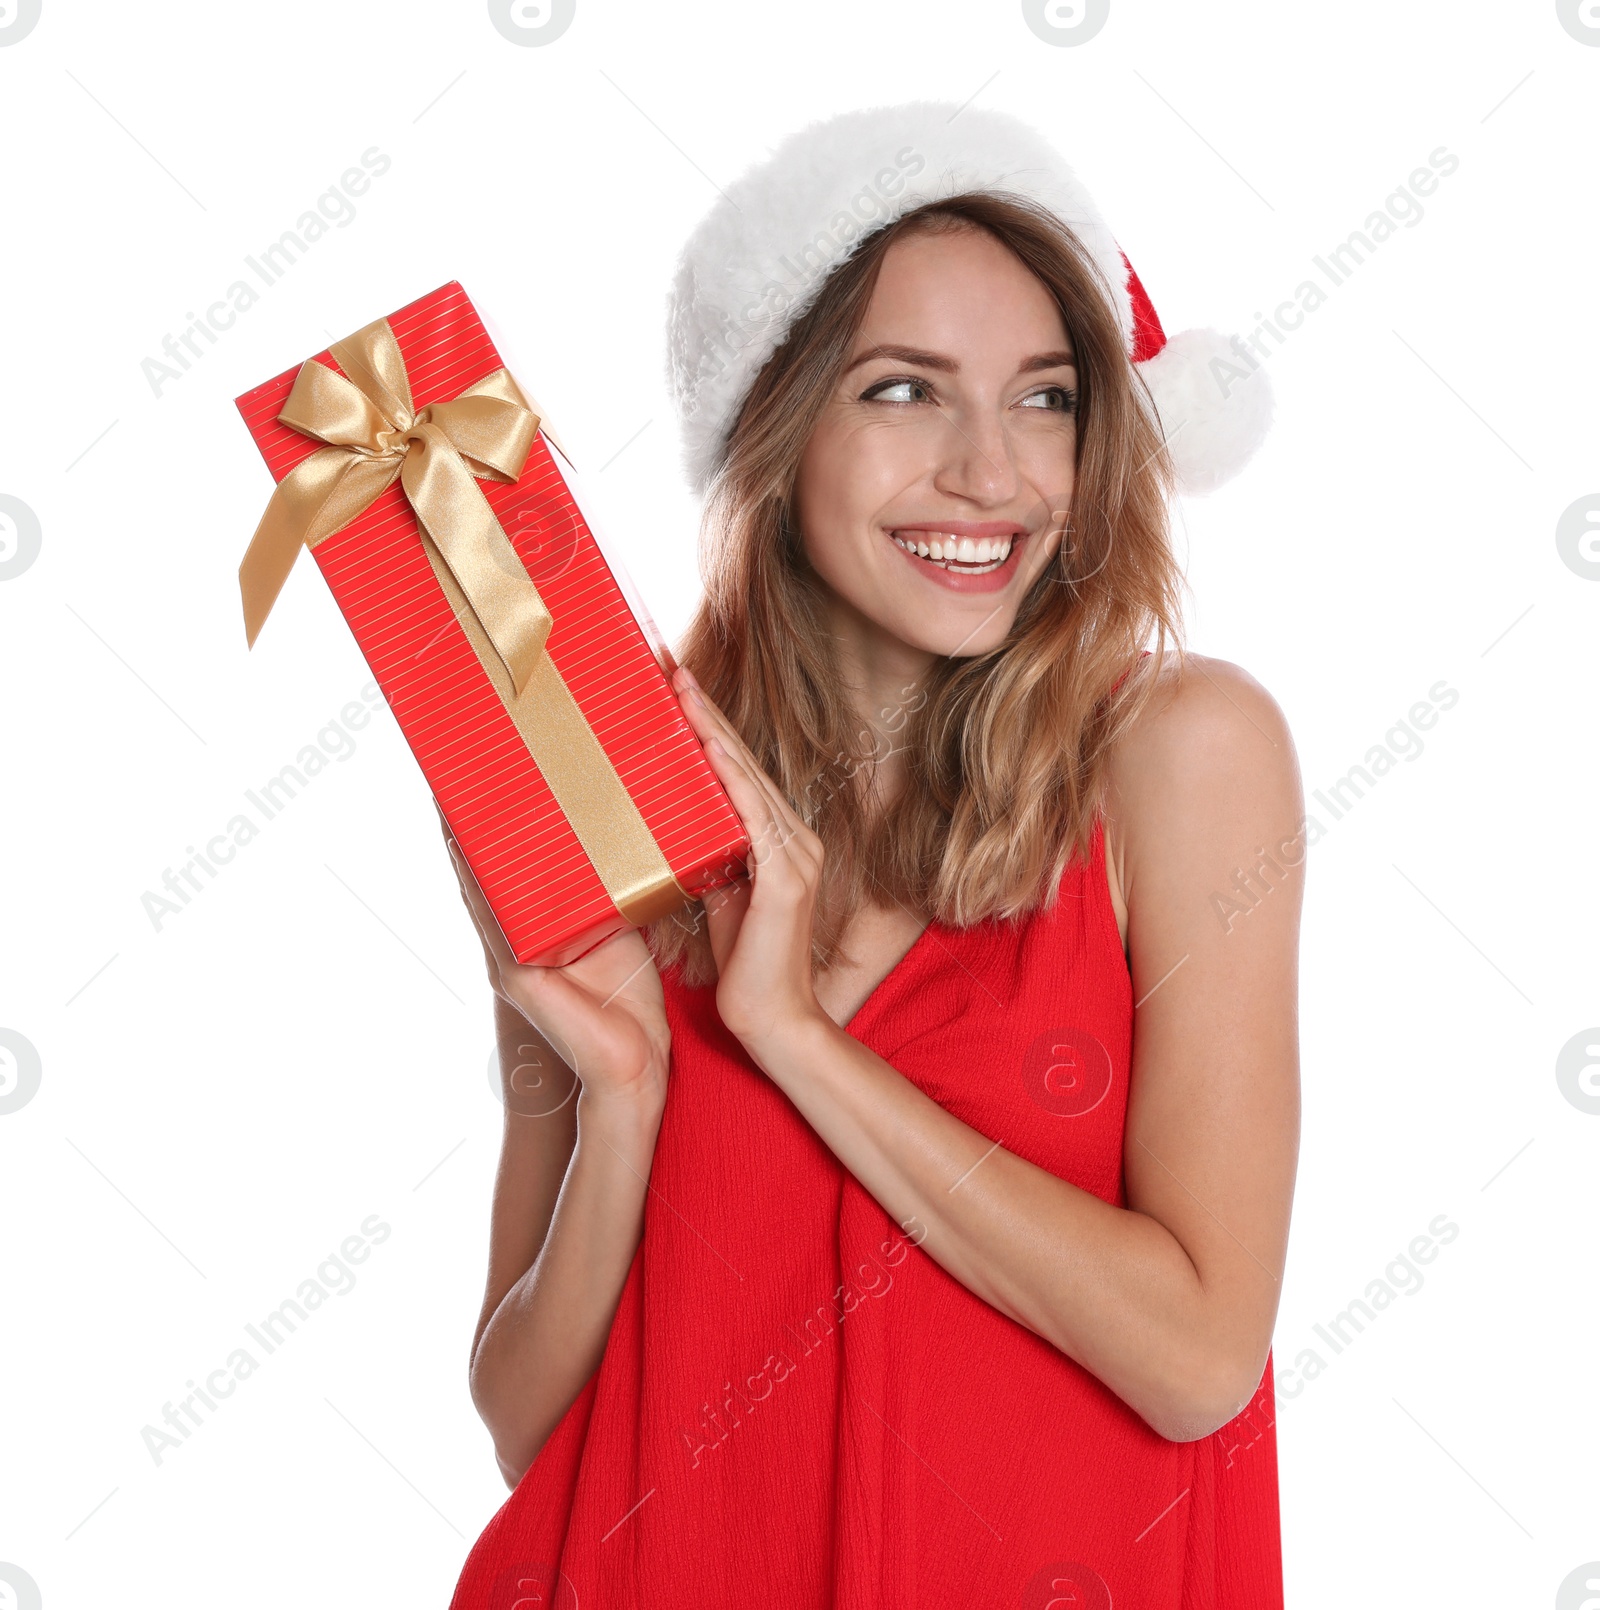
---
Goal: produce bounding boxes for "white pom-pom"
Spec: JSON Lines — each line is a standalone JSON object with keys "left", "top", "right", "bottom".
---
{"left": 1136, "top": 327, "right": 1275, "bottom": 497}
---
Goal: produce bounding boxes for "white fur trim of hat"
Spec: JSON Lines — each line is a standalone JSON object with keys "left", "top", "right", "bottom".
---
{"left": 664, "top": 99, "right": 1273, "bottom": 499}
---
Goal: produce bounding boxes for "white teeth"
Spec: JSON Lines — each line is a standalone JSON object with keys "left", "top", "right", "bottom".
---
{"left": 889, "top": 531, "right": 1015, "bottom": 573}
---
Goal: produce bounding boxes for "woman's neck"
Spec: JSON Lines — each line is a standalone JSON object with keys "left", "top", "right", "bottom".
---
{"left": 822, "top": 590, "right": 936, "bottom": 809}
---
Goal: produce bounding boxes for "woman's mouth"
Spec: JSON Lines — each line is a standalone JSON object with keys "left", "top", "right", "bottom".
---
{"left": 890, "top": 531, "right": 1012, "bottom": 572}
{"left": 884, "top": 526, "right": 1029, "bottom": 592}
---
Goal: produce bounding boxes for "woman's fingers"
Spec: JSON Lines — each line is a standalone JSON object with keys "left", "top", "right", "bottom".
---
{"left": 442, "top": 827, "right": 516, "bottom": 991}
{"left": 672, "top": 675, "right": 826, "bottom": 930}
{"left": 705, "top": 726, "right": 820, "bottom": 876}
{"left": 700, "top": 735, "right": 821, "bottom": 928}
{"left": 435, "top": 807, "right": 671, "bottom": 1105}
{"left": 708, "top": 712, "right": 803, "bottom": 838}
{"left": 700, "top": 734, "right": 814, "bottom": 885}
{"left": 674, "top": 672, "right": 812, "bottom": 852}
{"left": 444, "top": 840, "right": 583, "bottom": 1055}
{"left": 700, "top": 736, "right": 784, "bottom": 869}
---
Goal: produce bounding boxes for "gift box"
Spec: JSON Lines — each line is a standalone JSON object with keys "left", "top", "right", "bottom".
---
{"left": 236, "top": 280, "right": 748, "bottom": 966}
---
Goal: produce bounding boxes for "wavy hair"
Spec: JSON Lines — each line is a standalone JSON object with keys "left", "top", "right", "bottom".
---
{"left": 647, "top": 192, "right": 1188, "bottom": 987}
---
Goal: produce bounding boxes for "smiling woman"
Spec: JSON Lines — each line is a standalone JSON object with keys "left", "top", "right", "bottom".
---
{"left": 444, "top": 100, "right": 1295, "bottom": 1610}
{"left": 650, "top": 186, "right": 1193, "bottom": 993}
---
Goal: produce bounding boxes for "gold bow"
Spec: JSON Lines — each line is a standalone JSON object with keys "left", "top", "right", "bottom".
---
{"left": 239, "top": 318, "right": 549, "bottom": 696}
{"left": 238, "top": 316, "right": 689, "bottom": 935}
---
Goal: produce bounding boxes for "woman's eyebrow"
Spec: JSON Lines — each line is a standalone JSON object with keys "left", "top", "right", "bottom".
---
{"left": 1019, "top": 348, "right": 1077, "bottom": 373}
{"left": 844, "top": 343, "right": 1077, "bottom": 375}
{"left": 845, "top": 343, "right": 958, "bottom": 374}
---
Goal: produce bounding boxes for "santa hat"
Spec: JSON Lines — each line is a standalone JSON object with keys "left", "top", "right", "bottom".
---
{"left": 664, "top": 100, "right": 1272, "bottom": 499}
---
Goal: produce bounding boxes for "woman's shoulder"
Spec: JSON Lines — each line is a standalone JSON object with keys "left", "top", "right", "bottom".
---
{"left": 1102, "top": 649, "right": 1302, "bottom": 892}
{"left": 1118, "top": 648, "right": 1294, "bottom": 751}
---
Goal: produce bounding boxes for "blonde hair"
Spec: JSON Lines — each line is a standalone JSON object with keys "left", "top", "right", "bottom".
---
{"left": 648, "top": 192, "right": 1187, "bottom": 987}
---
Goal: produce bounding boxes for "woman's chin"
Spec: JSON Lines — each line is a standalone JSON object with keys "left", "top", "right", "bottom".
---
{"left": 868, "top": 601, "right": 1021, "bottom": 661}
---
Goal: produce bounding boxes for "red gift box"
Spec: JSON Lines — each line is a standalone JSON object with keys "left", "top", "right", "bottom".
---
{"left": 235, "top": 281, "right": 747, "bottom": 965}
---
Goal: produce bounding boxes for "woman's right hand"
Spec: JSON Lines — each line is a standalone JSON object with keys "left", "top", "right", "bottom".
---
{"left": 437, "top": 806, "right": 671, "bottom": 1108}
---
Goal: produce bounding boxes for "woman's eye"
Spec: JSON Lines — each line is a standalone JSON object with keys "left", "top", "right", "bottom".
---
{"left": 862, "top": 377, "right": 933, "bottom": 405}
{"left": 1020, "top": 385, "right": 1079, "bottom": 413}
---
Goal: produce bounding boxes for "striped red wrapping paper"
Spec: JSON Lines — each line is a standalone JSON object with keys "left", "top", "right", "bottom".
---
{"left": 235, "top": 281, "right": 748, "bottom": 965}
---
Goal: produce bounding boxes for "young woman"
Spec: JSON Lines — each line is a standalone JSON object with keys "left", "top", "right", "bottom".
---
{"left": 445, "top": 103, "right": 1301, "bottom": 1609}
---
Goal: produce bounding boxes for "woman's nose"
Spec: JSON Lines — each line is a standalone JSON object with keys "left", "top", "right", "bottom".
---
{"left": 930, "top": 408, "right": 1020, "bottom": 504}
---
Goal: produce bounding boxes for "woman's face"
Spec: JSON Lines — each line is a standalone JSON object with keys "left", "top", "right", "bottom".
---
{"left": 793, "top": 223, "right": 1078, "bottom": 664}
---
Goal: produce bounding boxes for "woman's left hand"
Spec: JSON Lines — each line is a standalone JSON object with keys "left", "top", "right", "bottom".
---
{"left": 671, "top": 664, "right": 826, "bottom": 1046}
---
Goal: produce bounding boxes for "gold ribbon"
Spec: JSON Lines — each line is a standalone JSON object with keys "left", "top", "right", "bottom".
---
{"left": 238, "top": 316, "right": 688, "bottom": 930}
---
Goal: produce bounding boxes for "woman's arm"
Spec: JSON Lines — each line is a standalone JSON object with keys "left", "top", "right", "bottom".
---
{"left": 471, "top": 995, "right": 578, "bottom": 1377}
{"left": 471, "top": 993, "right": 667, "bottom": 1487}
{"left": 677, "top": 655, "right": 1303, "bottom": 1443}
{"left": 441, "top": 808, "right": 673, "bottom": 1489}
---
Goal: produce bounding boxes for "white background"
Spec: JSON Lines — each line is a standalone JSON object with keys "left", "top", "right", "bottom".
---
{"left": 1, "top": 1, "right": 1596, "bottom": 1605}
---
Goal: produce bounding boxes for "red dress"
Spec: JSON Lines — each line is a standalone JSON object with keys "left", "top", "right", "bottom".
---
{"left": 449, "top": 815, "right": 1283, "bottom": 1608}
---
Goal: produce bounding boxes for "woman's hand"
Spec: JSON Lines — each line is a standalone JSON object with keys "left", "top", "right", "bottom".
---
{"left": 437, "top": 805, "right": 670, "bottom": 1108}
{"left": 670, "top": 666, "right": 827, "bottom": 1047}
